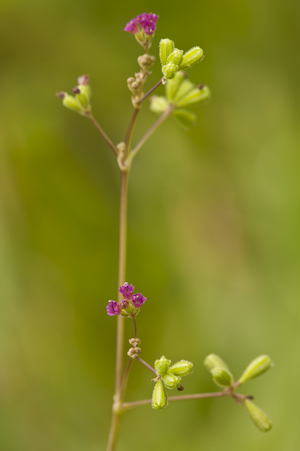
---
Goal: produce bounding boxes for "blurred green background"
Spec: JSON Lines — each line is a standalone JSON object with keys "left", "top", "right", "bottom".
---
{"left": 1, "top": 0, "right": 300, "bottom": 449}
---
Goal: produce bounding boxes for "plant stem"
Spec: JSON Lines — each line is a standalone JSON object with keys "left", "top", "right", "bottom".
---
{"left": 87, "top": 113, "right": 118, "bottom": 156}
{"left": 122, "top": 391, "right": 230, "bottom": 410}
{"left": 136, "top": 357, "right": 157, "bottom": 375}
{"left": 137, "top": 78, "right": 163, "bottom": 105}
{"left": 130, "top": 106, "right": 174, "bottom": 159}
{"left": 125, "top": 108, "right": 140, "bottom": 155}
{"left": 106, "top": 170, "right": 129, "bottom": 451}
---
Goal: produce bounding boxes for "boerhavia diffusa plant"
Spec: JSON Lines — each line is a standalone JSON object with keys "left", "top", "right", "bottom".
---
{"left": 56, "top": 12, "right": 274, "bottom": 451}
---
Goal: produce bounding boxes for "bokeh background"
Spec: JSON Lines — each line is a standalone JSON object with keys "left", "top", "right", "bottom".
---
{"left": 1, "top": 0, "right": 300, "bottom": 449}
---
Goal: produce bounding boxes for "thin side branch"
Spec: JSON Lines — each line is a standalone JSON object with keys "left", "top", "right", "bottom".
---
{"left": 137, "top": 79, "right": 163, "bottom": 105}
{"left": 88, "top": 114, "right": 118, "bottom": 156}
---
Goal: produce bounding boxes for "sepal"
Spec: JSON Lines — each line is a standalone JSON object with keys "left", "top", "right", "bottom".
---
{"left": 155, "top": 356, "right": 171, "bottom": 375}
{"left": 211, "top": 367, "right": 234, "bottom": 388}
{"left": 176, "top": 85, "right": 210, "bottom": 107}
{"left": 168, "top": 360, "right": 193, "bottom": 376}
{"left": 239, "top": 355, "right": 273, "bottom": 384}
{"left": 159, "top": 39, "right": 175, "bottom": 66}
{"left": 161, "top": 373, "right": 181, "bottom": 389}
{"left": 172, "top": 109, "right": 197, "bottom": 129}
{"left": 179, "top": 46, "right": 204, "bottom": 69}
{"left": 244, "top": 399, "right": 272, "bottom": 432}
{"left": 152, "top": 379, "right": 168, "bottom": 410}
{"left": 204, "top": 354, "right": 230, "bottom": 372}
{"left": 149, "top": 96, "right": 169, "bottom": 114}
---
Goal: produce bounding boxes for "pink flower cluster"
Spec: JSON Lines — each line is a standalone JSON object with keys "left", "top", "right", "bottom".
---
{"left": 106, "top": 282, "right": 147, "bottom": 316}
{"left": 124, "top": 13, "right": 159, "bottom": 36}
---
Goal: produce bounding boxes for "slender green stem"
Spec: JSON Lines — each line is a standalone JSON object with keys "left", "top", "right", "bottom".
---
{"left": 125, "top": 108, "right": 140, "bottom": 155}
{"left": 106, "top": 171, "right": 129, "bottom": 451}
{"left": 122, "top": 389, "right": 252, "bottom": 411}
{"left": 137, "top": 78, "right": 163, "bottom": 105}
{"left": 130, "top": 106, "right": 174, "bottom": 159}
{"left": 132, "top": 316, "right": 137, "bottom": 339}
{"left": 87, "top": 113, "right": 118, "bottom": 156}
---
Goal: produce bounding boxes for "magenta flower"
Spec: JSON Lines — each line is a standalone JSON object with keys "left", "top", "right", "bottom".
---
{"left": 124, "top": 13, "right": 159, "bottom": 36}
{"left": 136, "top": 13, "right": 159, "bottom": 35}
{"left": 132, "top": 293, "right": 147, "bottom": 308}
{"left": 124, "top": 19, "right": 139, "bottom": 34}
{"left": 107, "top": 301, "right": 122, "bottom": 316}
{"left": 119, "top": 282, "right": 135, "bottom": 300}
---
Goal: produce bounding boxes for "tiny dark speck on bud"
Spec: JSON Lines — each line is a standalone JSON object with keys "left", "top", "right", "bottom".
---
{"left": 73, "top": 87, "right": 81, "bottom": 94}
{"left": 177, "top": 385, "right": 185, "bottom": 391}
{"left": 198, "top": 84, "right": 204, "bottom": 90}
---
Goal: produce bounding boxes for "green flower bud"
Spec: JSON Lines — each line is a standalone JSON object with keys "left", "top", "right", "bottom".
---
{"left": 155, "top": 356, "right": 171, "bottom": 375}
{"left": 172, "top": 109, "right": 197, "bottom": 130}
{"left": 239, "top": 355, "right": 273, "bottom": 384}
{"left": 177, "top": 85, "right": 210, "bottom": 107}
{"left": 150, "top": 96, "right": 169, "bottom": 114}
{"left": 211, "top": 367, "right": 234, "bottom": 388}
{"left": 166, "top": 71, "right": 187, "bottom": 101}
{"left": 152, "top": 379, "right": 168, "bottom": 410}
{"left": 245, "top": 399, "right": 272, "bottom": 432}
{"left": 173, "top": 79, "right": 195, "bottom": 103}
{"left": 204, "top": 354, "right": 230, "bottom": 372}
{"left": 161, "top": 373, "right": 181, "bottom": 389}
{"left": 168, "top": 360, "right": 193, "bottom": 376}
{"left": 179, "top": 46, "right": 204, "bottom": 70}
{"left": 167, "top": 48, "right": 183, "bottom": 67}
{"left": 162, "top": 63, "right": 178, "bottom": 79}
{"left": 62, "top": 95, "right": 82, "bottom": 113}
{"left": 159, "top": 39, "right": 175, "bottom": 66}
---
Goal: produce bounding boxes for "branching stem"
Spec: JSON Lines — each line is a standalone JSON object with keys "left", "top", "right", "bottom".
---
{"left": 87, "top": 113, "right": 118, "bottom": 155}
{"left": 137, "top": 78, "right": 163, "bottom": 105}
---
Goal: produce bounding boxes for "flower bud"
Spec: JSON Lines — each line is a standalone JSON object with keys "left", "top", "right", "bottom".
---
{"left": 155, "top": 356, "right": 171, "bottom": 375}
{"left": 173, "top": 79, "right": 195, "bottom": 103}
{"left": 244, "top": 399, "right": 272, "bottom": 432}
{"left": 149, "top": 96, "right": 169, "bottom": 114}
{"left": 62, "top": 95, "right": 82, "bottom": 113}
{"left": 168, "top": 360, "right": 193, "bottom": 377}
{"left": 166, "top": 71, "right": 187, "bottom": 101}
{"left": 162, "top": 63, "right": 178, "bottom": 80}
{"left": 179, "top": 46, "right": 204, "bottom": 70}
{"left": 172, "top": 109, "right": 197, "bottom": 130}
{"left": 159, "top": 39, "right": 175, "bottom": 66}
{"left": 161, "top": 373, "right": 181, "bottom": 389}
{"left": 239, "top": 355, "right": 273, "bottom": 384}
{"left": 152, "top": 379, "right": 168, "bottom": 410}
{"left": 129, "top": 338, "right": 141, "bottom": 347}
{"left": 167, "top": 48, "right": 183, "bottom": 67}
{"left": 211, "top": 367, "right": 234, "bottom": 388}
{"left": 204, "top": 354, "right": 230, "bottom": 372}
{"left": 176, "top": 85, "right": 210, "bottom": 107}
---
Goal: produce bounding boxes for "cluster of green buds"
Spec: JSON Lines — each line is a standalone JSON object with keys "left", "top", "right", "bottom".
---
{"left": 150, "top": 71, "right": 210, "bottom": 129}
{"left": 56, "top": 75, "right": 92, "bottom": 116}
{"left": 159, "top": 39, "right": 204, "bottom": 80}
{"left": 204, "top": 354, "right": 273, "bottom": 432}
{"left": 152, "top": 356, "right": 193, "bottom": 410}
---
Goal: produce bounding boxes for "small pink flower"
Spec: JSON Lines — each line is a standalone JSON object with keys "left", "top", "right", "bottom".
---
{"left": 106, "top": 300, "right": 122, "bottom": 316}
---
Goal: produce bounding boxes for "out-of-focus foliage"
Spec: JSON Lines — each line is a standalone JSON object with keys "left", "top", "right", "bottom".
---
{"left": 0, "top": 0, "right": 300, "bottom": 450}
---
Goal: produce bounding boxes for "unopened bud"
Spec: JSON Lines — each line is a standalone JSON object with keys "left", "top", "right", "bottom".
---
{"left": 166, "top": 71, "right": 187, "bottom": 101}
{"left": 179, "top": 46, "right": 204, "bottom": 70}
{"left": 152, "top": 379, "right": 168, "bottom": 410}
{"left": 62, "top": 95, "right": 82, "bottom": 113}
{"left": 162, "top": 63, "right": 178, "bottom": 79}
{"left": 78, "top": 74, "right": 89, "bottom": 85}
{"left": 168, "top": 360, "right": 193, "bottom": 377}
{"left": 120, "top": 299, "right": 129, "bottom": 309}
{"left": 161, "top": 373, "right": 181, "bottom": 389}
{"left": 239, "top": 355, "right": 273, "bottom": 384}
{"left": 173, "top": 79, "right": 194, "bottom": 102}
{"left": 149, "top": 96, "right": 169, "bottom": 114}
{"left": 167, "top": 48, "right": 183, "bottom": 67}
{"left": 159, "top": 39, "right": 175, "bottom": 66}
{"left": 155, "top": 356, "right": 171, "bottom": 375}
{"left": 244, "top": 399, "right": 272, "bottom": 432}
{"left": 129, "top": 338, "right": 141, "bottom": 347}
{"left": 211, "top": 367, "right": 234, "bottom": 388}
{"left": 204, "top": 354, "right": 230, "bottom": 372}
{"left": 172, "top": 109, "right": 197, "bottom": 130}
{"left": 177, "top": 85, "right": 210, "bottom": 107}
